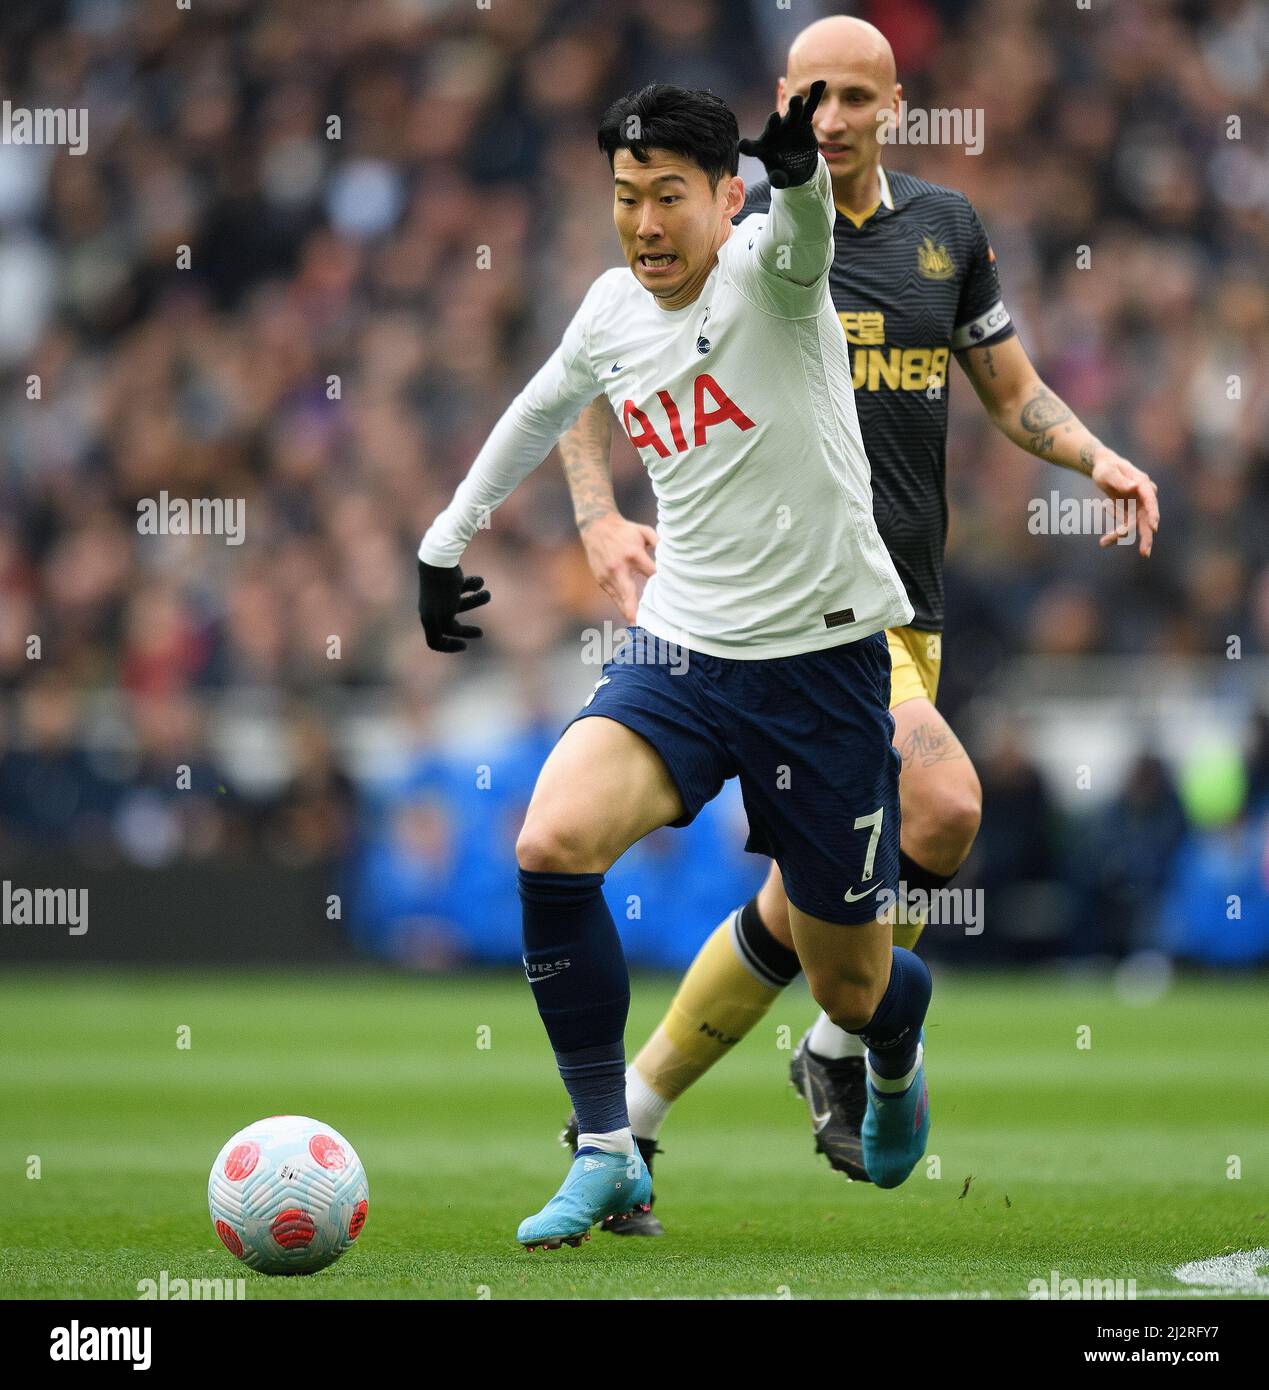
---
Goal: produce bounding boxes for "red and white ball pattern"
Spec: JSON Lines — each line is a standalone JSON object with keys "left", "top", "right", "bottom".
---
{"left": 208, "top": 1116, "right": 369, "bottom": 1275}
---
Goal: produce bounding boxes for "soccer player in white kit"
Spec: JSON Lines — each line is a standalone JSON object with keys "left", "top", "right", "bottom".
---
{"left": 417, "top": 82, "right": 933, "bottom": 1248}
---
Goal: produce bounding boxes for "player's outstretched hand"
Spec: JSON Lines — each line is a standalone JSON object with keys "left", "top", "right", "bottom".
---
{"left": 1090, "top": 448, "right": 1160, "bottom": 558}
{"left": 581, "top": 513, "right": 658, "bottom": 625}
{"left": 739, "top": 79, "right": 826, "bottom": 189}
{"left": 418, "top": 560, "right": 491, "bottom": 652}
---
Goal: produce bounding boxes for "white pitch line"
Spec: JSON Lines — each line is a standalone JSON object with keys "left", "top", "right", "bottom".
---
{"left": 640, "top": 1287, "right": 1266, "bottom": 1301}
{"left": 1172, "top": 1249, "right": 1269, "bottom": 1295}
{"left": 634, "top": 1253, "right": 1269, "bottom": 1301}
{"left": 853, "top": 1288, "right": 1264, "bottom": 1301}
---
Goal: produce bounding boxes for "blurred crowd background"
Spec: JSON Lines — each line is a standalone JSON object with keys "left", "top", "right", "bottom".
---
{"left": 1, "top": 0, "right": 1267, "bottom": 970}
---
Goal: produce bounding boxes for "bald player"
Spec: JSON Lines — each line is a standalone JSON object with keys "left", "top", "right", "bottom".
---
{"left": 558, "top": 16, "right": 1159, "bottom": 1231}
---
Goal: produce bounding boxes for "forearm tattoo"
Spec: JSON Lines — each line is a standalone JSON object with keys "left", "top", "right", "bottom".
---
{"left": 898, "top": 721, "right": 968, "bottom": 769}
{"left": 560, "top": 401, "right": 617, "bottom": 531}
{"left": 1018, "top": 386, "right": 1074, "bottom": 455}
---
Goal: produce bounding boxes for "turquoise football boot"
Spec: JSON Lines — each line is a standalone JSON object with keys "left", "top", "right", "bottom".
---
{"left": 517, "top": 1147, "right": 653, "bottom": 1250}
{"left": 861, "top": 1031, "right": 929, "bottom": 1189}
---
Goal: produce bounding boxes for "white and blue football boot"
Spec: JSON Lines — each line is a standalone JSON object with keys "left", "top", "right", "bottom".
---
{"left": 861, "top": 1031, "right": 930, "bottom": 1189}
{"left": 517, "top": 1146, "right": 653, "bottom": 1251}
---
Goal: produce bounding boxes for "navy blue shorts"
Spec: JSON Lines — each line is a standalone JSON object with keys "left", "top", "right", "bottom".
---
{"left": 569, "top": 627, "right": 900, "bottom": 925}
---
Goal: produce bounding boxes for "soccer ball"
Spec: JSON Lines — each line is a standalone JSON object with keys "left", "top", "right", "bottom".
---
{"left": 208, "top": 1115, "right": 369, "bottom": 1275}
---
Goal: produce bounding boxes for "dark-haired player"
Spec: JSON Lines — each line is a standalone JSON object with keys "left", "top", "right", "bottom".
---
{"left": 418, "top": 80, "right": 938, "bottom": 1248}
{"left": 557, "top": 15, "right": 1159, "bottom": 1233}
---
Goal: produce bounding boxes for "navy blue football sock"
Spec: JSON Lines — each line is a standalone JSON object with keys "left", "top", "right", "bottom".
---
{"left": 858, "top": 946, "right": 932, "bottom": 1081}
{"left": 518, "top": 868, "right": 630, "bottom": 1136}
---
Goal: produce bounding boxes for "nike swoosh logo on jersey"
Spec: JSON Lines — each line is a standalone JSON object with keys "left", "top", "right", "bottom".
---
{"left": 610, "top": 362, "right": 623, "bottom": 373}
{"left": 843, "top": 882, "right": 881, "bottom": 903}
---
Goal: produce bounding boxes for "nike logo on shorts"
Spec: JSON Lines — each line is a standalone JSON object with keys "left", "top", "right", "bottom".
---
{"left": 843, "top": 882, "right": 881, "bottom": 903}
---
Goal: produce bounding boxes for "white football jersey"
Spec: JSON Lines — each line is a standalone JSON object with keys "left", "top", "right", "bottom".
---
{"left": 419, "top": 156, "right": 913, "bottom": 658}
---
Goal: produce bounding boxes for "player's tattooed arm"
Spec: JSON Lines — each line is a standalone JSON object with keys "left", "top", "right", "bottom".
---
{"left": 959, "top": 335, "right": 1159, "bottom": 557}
{"left": 1017, "top": 386, "right": 1073, "bottom": 455}
{"left": 559, "top": 396, "right": 658, "bottom": 623}
{"left": 560, "top": 397, "right": 617, "bottom": 531}
{"left": 963, "top": 339, "right": 1097, "bottom": 472}
{"left": 898, "top": 720, "right": 968, "bottom": 770}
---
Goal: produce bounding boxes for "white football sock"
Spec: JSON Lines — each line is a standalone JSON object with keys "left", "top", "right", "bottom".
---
{"left": 576, "top": 1127, "right": 633, "bottom": 1156}
{"left": 626, "top": 1065, "right": 672, "bottom": 1141}
{"left": 808, "top": 1011, "right": 866, "bottom": 1060}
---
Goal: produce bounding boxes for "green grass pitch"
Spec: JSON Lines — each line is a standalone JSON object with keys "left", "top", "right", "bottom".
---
{"left": 1, "top": 969, "right": 1266, "bottom": 1300}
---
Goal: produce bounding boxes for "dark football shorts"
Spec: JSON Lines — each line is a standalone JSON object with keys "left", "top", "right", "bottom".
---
{"left": 568, "top": 626, "right": 900, "bottom": 925}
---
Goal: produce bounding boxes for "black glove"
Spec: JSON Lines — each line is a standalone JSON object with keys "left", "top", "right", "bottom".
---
{"left": 738, "top": 80, "right": 826, "bottom": 189}
{"left": 417, "top": 559, "right": 491, "bottom": 653}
